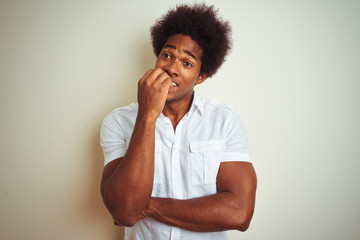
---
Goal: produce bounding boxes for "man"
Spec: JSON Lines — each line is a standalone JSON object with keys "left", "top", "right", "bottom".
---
{"left": 100, "top": 4, "right": 257, "bottom": 240}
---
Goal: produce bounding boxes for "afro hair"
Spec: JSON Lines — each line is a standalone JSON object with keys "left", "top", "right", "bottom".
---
{"left": 150, "top": 3, "right": 232, "bottom": 78}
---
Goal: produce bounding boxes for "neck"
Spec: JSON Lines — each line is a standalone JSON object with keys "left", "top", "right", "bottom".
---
{"left": 162, "top": 92, "right": 194, "bottom": 129}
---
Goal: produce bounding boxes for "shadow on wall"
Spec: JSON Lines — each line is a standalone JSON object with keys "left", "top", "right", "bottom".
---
{"left": 87, "top": 39, "right": 156, "bottom": 240}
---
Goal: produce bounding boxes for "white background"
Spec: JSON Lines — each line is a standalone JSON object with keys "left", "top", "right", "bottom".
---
{"left": 1, "top": 0, "right": 359, "bottom": 239}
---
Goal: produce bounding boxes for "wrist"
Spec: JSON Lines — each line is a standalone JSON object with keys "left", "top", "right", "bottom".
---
{"left": 137, "top": 110, "right": 159, "bottom": 124}
{"left": 143, "top": 197, "right": 159, "bottom": 218}
{"left": 135, "top": 113, "right": 158, "bottom": 128}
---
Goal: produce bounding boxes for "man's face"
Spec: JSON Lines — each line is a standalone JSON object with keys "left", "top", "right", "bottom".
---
{"left": 155, "top": 34, "right": 207, "bottom": 103}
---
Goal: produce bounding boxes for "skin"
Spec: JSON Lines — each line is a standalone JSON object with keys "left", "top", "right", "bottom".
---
{"left": 101, "top": 34, "right": 257, "bottom": 231}
{"left": 155, "top": 34, "right": 207, "bottom": 128}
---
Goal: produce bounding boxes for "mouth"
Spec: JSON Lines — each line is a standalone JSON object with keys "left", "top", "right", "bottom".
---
{"left": 172, "top": 81, "right": 178, "bottom": 87}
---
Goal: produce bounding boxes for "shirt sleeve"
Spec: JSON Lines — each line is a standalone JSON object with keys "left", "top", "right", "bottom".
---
{"left": 222, "top": 110, "right": 252, "bottom": 163}
{"left": 100, "top": 113, "right": 127, "bottom": 166}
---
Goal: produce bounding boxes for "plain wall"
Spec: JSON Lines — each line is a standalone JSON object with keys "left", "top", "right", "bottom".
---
{"left": 1, "top": 0, "right": 359, "bottom": 239}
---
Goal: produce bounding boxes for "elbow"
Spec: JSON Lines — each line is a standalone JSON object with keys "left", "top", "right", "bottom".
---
{"left": 113, "top": 211, "right": 138, "bottom": 227}
{"left": 227, "top": 217, "right": 250, "bottom": 232}
{"left": 231, "top": 197, "right": 256, "bottom": 231}
{"left": 232, "top": 215, "right": 252, "bottom": 232}
{"left": 106, "top": 201, "right": 140, "bottom": 227}
{"left": 227, "top": 209, "right": 254, "bottom": 232}
{"left": 107, "top": 203, "right": 141, "bottom": 227}
{"left": 237, "top": 220, "right": 251, "bottom": 232}
{"left": 102, "top": 190, "right": 140, "bottom": 227}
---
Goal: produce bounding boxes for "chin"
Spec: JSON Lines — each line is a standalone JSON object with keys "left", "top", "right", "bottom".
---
{"left": 166, "top": 93, "right": 180, "bottom": 103}
{"left": 166, "top": 96, "right": 176, "bottom": 102}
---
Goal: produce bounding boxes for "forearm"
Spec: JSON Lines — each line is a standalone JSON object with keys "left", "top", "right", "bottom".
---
{"left": 103, "top": 116, "right": 156, "bottom": 225}
{"left": 101, "top": 69, "right": 173, "bottom": 226}
{"left": 144, "top": 192, "right": 254, "bottom": 232}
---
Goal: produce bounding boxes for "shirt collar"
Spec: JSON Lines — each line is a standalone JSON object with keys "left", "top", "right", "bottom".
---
{"left": 158, "top": 92, "right": 204, "bottom": 119}
{"left": 190, "top": 91, "right": 204, "bottom": 116}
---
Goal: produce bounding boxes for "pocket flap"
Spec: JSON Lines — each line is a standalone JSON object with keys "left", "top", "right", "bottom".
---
{"left": 190, "top": 140, "right": 224, "bottom": 152}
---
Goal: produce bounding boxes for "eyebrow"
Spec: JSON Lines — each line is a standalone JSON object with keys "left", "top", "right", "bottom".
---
{"left": 163, "top": 44, "right": 198, "bottom": 62}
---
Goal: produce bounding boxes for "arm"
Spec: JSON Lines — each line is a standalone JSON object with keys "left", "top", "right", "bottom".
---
{"left": 100, "top": 68, "right": 172, "bottom": 227}
{"left": 142, "top": 161, "right": 257, "bottom": 232}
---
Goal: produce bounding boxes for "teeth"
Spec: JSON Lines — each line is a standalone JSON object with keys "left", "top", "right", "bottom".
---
{"left": 172, "top": 82, "right": 177, "bottom": 87}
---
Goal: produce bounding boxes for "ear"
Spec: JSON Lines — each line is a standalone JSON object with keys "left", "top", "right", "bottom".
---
{"left": 195, "top": 73, "right": 208, "bottom": 85}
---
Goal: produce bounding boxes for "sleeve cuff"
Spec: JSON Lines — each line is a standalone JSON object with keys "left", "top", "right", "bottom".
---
{"left": 221, "top": 152, "right": 251, "bottom": 163}
{"left": 104, "top": 149, "right": 127, "bottom": 165}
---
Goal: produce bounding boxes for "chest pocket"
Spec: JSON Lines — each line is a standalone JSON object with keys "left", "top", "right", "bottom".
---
{"left": 190, "top": 140, "right": 224, "bottom": 185}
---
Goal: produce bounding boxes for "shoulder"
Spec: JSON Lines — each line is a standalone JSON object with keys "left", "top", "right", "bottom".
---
{"left": 111, "top": 102, "right": 138, "bottom": 116}
{"left": 102, "top": 102, "right": 138, "bottom": 126}
{"left": 198, "top": 96, "right": 245, "bottom": 128}
{"left": 200, "top": 96, "right": 236, "bottom": 116}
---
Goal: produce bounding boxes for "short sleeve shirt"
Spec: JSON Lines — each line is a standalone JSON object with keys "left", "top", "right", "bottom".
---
{"left": 100, "top": 93, "right": 251, "bottom": 240}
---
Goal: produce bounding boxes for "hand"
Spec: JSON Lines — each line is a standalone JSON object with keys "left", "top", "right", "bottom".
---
{"left": 137, "top": 68, "right": 173, "bottom": 121}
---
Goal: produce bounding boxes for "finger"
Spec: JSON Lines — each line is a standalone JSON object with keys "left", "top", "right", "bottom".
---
{"left": 155, "top": 71, "right": 171, "bottom": 84}
{"left": 161, "top": 77, "right": 173, "bottom": 88}
{"left": 146, "top": 68, "right": 165, "bottom": 83}
{"left": 159, "top": 78, "right": 173, "bottom": 94}
{"left": 139, "top": 69, "right": 154, "bottom": 84}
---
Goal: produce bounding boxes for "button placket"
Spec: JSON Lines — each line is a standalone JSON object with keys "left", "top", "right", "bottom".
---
{"left": 171, "top": 120, "right": 183, "bottom": 199}
{"left": 171, "top": 119, "right": 184, "bottom": 239}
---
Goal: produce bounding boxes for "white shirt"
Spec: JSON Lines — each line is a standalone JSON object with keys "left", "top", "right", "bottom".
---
{"left": 100, "top": 93, "right": 251, "bottom": 240}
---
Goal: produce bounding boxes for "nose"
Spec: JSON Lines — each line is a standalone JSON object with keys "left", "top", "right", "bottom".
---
{"left": 163, "top": 59, "right": 178, "bottom": 77}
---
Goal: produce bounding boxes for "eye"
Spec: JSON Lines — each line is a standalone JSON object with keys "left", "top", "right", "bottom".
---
{"left": 162, "top": 53, "right": 171, "bottom": 59}
{"left": 184, "top": 61, "right": 193, "bottom": 67}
